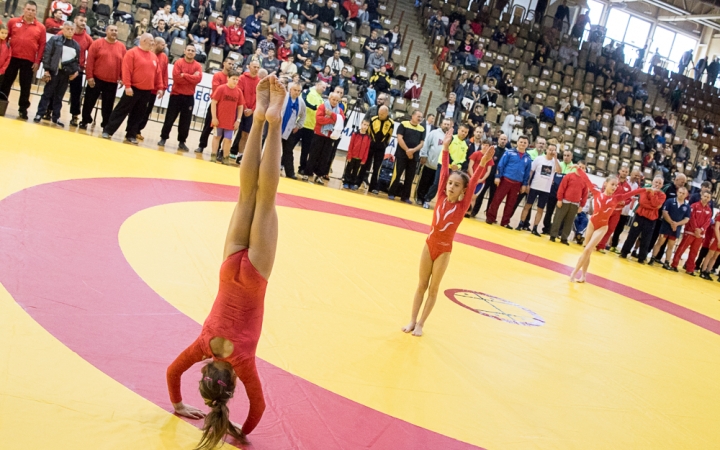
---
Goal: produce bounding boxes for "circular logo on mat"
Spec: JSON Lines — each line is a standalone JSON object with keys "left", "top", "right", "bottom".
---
{"left": 445, "top": 289, "right": 545, "bottom": 327}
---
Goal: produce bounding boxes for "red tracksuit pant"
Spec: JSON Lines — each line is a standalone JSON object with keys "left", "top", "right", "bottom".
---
{"left": 672, "top": 233, "right": 703, "bottom": 273}
{"left": 486, "top": 177, "right": 523, "bottom": 226}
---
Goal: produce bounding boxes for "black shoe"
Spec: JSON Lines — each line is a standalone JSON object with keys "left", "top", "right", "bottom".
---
{"left": 78, "top": 122, "right": 88, "bottom": 130}
{"left": 194, "top": 147, "right": 204, "bottom": 153}
{"left": 700, "top": 272, "right": 712, "bottom": 280}
{"left": 631, "top": 251, "right": 638, "bottom": 258}
{"left": 685, "top": 271, "right": 696, "bottom": 277}
{"left": 531, "top": 229, "right": 541, "bottom": 237}
{"left": 42, "top": 112, "right": 51, "bottom": 121}
{"left": 178, "top": 143, "right": 190, "bottom": 152}
{"left": 560, "top": 239, "right": 570, "bottom": 246}
{"left": 53, "top": 119, "right": 65, "bottom": 127}
{"left": 648, "top": 259, "right": 654, "bottom": 266}
{"left": 235, "top": 154, "right": 243, "bottom": 164}
{"left": 125, "top": 136, "right": 138, "bottom": 144}
{"left": 33, "top": 115, "right": 41, "bottom": 123}
{"left": 503, "top": 224, "right": 513, "bottom": 229}
{"left": 549, "top": 237, "right": 556, "bottom": 242}
{"left": 158, "top": 139, "right": 166, "bottom": 146}
{"left": 18, "top": 111, "right": 29, "bottom": 120}
{"left": 619, "top": 254, "right": 627, "bottom": 259}
{"left": 485, "top": 220, "right": 494, "bottom": 225}
{"left": 69, "top": 116, "right": 79, "bottom": 127}
{"left": 216, "top": 150, "right": 224, "bottom": 163}
{"left": 637, "top": 260, "right": 645, "bottom": 265}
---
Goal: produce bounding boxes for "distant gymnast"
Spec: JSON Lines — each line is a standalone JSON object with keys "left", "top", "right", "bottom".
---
{"left": 402, "top": 129, "right": 494, "bottom": 336}
{"left": 166, "top": 75, "right": 286, "bottom": 449}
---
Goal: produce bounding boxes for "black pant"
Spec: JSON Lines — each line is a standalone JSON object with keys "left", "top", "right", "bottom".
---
{"left": 324, "top": 138, "right": 341, "bottom": 175}
{"left": 69, "top": 72, "right": 84, "bottom": 116}
{"left": 81, "top": 78, "right": 118, "bottom": 128}
{"left": 542, "top": 193, "right": 557, "bottom": 232}
{"left": 281, "top": 132, "right": 300, "bottom": 178}
{"left": 36, "top": 72, "right": 70, "bottom": 121}
{"left": 160, "top": 94, "right": 194, "bottom": 143}
{"left": 306, "top": 134, "right": 335, "bottom": 177}
{"left": 343, "top": 158, "right": 363, "bottom": 186}
{"left": 388, "top": 151, "right": 417, "bottom": 201}
{"left": 620, "top": 216, "right": 656, "bottom": 262}
{"left": 473, "top": 169, "right": 498, "bottom": 216}
{"left": 4, "top": 0, "right": 18, "bottom": 14}
{"left": 0, "top": 57, "right": 34, "bottom": 115}
{"left": 104, "top": 88, "right": 154, "bottom": 139}
{"left": 416, "top": 165, "right": 436, "bottom": 202}
{"left": 610, "top": 214, "right": 630, "bottom": 248}
{"left": 138, "top": 93, "right": 156, "bottom": 133}
{"left": 550, "top": 202, "right": 578, "bottom": 241}
{"left": 359, "top": 141, "right": 387, "bottom": 191}
{"left": 296, "top": 127, "right": 315, "bottom": 173}
{"left": 198, "top": 104, "right": 214, "bottom": 149}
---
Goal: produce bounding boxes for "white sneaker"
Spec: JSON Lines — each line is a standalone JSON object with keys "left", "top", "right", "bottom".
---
{"left": 423, "top": 202, "right": 430, "bottom": 209}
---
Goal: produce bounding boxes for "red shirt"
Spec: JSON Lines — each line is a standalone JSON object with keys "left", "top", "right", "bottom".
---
{"left": 347, "top": 132, "right": 371, "bottom": 163}
{"left": 685, "top": 201, "right": 713, "bottom": 235}
{"left": 7, "top": 17, "right": 46, "bottom": 64}
{"left": 86, "top": 38, "right": 126, "bottom": 83}
{"left": 44, "top": 17, "right": 64, "bottom": 32}
{"left": 427, "top": 149, "right": 487, "bottom": 252}
{"left": 343, "top": 0, "right": 358, "bottom": 18}
{"left": 211, "top": 70, "right": 228, "bottom": 94}
{"left": 313, "top": 102, "right": 344, "bottom": 136}
{"left": 556, "top": 171, "right": 589, "bottom": 207}
{"left": 577, "top": 170, "right": 645, "bottom": 227}
{"left": 171, "top": 58, "right": 203, "bottom": 96}
{"left": 635, "top": 189, "right": 666, "bottom": 221}
{"left": 238, "top": 72, "right": 259, "bottom": 110}
{"left": 226, "top": 25, "right": 245, "bottom": 47}
{"left": 212, "top": 83, "right": 245, "bottom": 129}
{"left": 0, "top": 40, "right": 10, "bottom": 75}
{"left": 277, "top": 46, "right": 291, "bottom": 61}
{"left": 166, "top": 250, "right": 266, "bottom": 435}
{"left": 612, "top": 179, "right": 633, "bottom": 212}
{"left": 469, "top": 146, "right": 495, "bottom": 172}
{"left": 58, "top": 28, "right": 93, "bottom": 69}
{"left": 121, "top": 47, "right": 163, "bottom": 91}
{"left": 156, "top": 51, "right": 169, "bottom": 92}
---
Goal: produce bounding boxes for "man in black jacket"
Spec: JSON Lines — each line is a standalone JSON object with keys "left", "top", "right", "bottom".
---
{"left": 588, "top": 113, "right": 603, "bottom": 139}
{"left": 33, "top": 22, "right": 80, "bottom": 127}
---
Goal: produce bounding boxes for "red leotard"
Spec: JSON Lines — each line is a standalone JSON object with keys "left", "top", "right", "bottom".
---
{"left": 426, "top": 149, "right": 487, "bottom": 261}
{"left": 576, "top": 170, "right": 645, "bottom": 229}
{"left": 167, "top": 249, "right": 267, "bottom": 435}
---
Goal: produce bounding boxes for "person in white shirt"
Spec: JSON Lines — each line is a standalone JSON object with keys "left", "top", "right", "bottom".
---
{"left": 168, "top": 4, "right": 189, "bottom": 42}
{"left": 517, "top": 142, "right": 560, "bottom": 235}
{"left": 325, "top": 50, "right": 344, "bottom": 75}
{"left": 500, "top": 108, "right": 521, "bottom": 141}
{"left": 153, "top": 4, "right": 172, "bottom": 29}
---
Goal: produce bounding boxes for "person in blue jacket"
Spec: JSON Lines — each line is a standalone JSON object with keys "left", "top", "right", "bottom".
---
{"left": 485, "top": 135, "right": 532, "bottom": 228}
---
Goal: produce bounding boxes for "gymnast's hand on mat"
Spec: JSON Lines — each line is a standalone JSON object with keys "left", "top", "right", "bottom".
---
{"left": 172, "top": 401, "right": 206, "bottom": 420}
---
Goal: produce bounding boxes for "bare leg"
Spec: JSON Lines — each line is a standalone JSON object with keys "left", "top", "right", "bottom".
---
{"left": 413, "top": 251, "right": 451, "bottom": 336}
{"left": 520, "top": 203, "right": 532, "bottom": 223}
{"left": 578, "top": 225, "right": 607, "bottom": 283}
{"left": 247, "top": 76, "right": 285, "bottom": 280}
{"left": 664, "top": 238, "right": 677, "bottom": 264}
{"left": 212, "top": 134, "right": 221, "bottom": 156}
{"left": 221, "top": 136, "right": 232, "bottom": 155}
{"left": 222, "top": 77, "right": 272, "bottom": 261}
{"left": 570, "top": 222, "right": 596, "bottom": 282}
{"left": 403, "top": 244, "right": 433, "bottom": 333}
{"left": 652, "top": 235, "right": 667, "bottom": 260}
{"left": 533, "top": 207, "right": 544, "bottom": 227}
{"left": 701, "top": 251, "right": 719, "bottom": 272}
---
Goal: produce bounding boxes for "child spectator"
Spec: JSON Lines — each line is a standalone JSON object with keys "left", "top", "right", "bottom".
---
{"left": 0, "top": 24, "right": 8, "bottom": 89}
{"left": 343, "top": 119, "right": 371, "bottom": 190}
{"left": 699, "top": 211, "right": 720, "bottom": 280}
{"left": 210, "top": 70, "right": 245, "bottom": 163}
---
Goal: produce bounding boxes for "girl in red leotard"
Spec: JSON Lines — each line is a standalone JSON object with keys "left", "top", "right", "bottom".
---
{"left": 569, "top": 169, "right": 646, "bottom": 283}
{"left": 166, "top": 75, "right": 287, "bottom": 449}
{"left": 402, "top": 130, "right": 494, "bottom": 336}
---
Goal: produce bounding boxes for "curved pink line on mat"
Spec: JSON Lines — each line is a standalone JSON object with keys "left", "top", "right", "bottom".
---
{"left": 0, "top": 178, "right": 482, "bottom": 450}
{"left": 0, "top": 178, "right": 718, "bottom": 449}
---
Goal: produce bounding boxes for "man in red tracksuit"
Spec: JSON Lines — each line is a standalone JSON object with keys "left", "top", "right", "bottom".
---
{"left": 0, "top": 1, "right": 46, "bottom": 120}
{"left": 596, "top": 166, "right": 632, "bottom": 252}
{"left": 158, "top": 44, "right": 203, "bottom": 151}
{"left": 101, "top": 33, "right": 164, "bottom": 144}
{"left": 136, "top": 36, "right": 168, "bottom": 140}
{"left": 549, "top": 161, "right": 588, "bottom": 244}
{"left": 620, "top": 176, "right": 666, "bottom": 264}
{"left": 66, "top": 14, "right": 93, "bottom": 126}
{"left": 229, "top": 59, "right": 260, "bottom": 162}
{"left": 80, "top": 24, "right": 126, "bottom": 130}
{"left": 671, "top": 191, "right": 713, "bottom": 275}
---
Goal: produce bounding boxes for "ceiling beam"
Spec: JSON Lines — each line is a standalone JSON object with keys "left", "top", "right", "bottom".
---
{"left": 643, "top": 0, "right": 720, "bottom": 31}
{"left": 657, "top": 13, "right": 720, "bottom": 20}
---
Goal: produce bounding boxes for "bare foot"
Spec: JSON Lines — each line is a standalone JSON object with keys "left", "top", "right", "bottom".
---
{"left": 254, "top": 75, "right": 271, "bottom": 122}
{"left": 411, "top": 324, "right": 423, "bottom": 337}
{"left": 401, "top": 321, "right": 416, "bottom": 333}
{"left": 266, "top": 76, "right": 286, "bottom": 126}
{"left": 569, "top": 269, "right": 578, "bottom": 283}
{"left": 576, "top": 273, "right": 586, "bottom": 283}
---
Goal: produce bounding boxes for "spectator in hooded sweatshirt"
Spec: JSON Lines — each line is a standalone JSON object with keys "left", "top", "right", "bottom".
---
{"left": 620, "top": 176, "right": 666, "bottom": 264}
{"left": 549, "top": 160, "right": 588, "bottom": 245}
{"left": 343, "top": 119, "right": 372, "bottom": 190}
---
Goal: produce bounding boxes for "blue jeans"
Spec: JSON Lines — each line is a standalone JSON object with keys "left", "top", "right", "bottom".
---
{"left": 169, "top": 29, "right": 187, "bottom": 43}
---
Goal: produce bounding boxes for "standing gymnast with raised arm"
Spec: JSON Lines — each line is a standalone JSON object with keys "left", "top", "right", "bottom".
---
{"left": 402, "top": 130, "right": 494, "bottom": 337}
{"left": 166, "top": 75, "right": 286, "bottom": 449}
{"left": 569, "top": 169, "right": 646, "bottom": 283}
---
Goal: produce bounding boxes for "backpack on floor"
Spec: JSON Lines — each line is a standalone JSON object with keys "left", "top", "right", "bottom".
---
{"left": 377, "top": 156, "right": 395, "bottom": 193}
